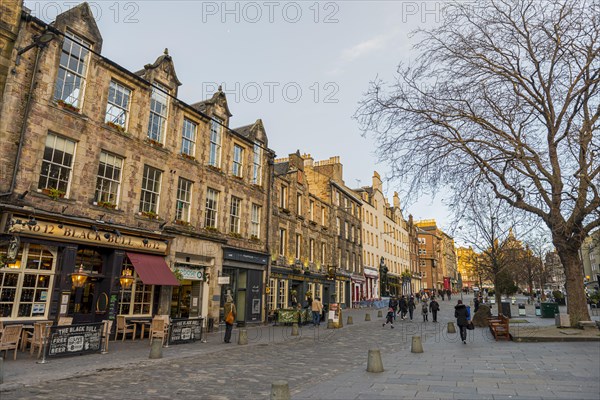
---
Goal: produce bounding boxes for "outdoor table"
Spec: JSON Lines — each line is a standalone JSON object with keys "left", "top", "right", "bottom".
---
{"left": 128, "top": 318, "right": 152, "bottom": 339}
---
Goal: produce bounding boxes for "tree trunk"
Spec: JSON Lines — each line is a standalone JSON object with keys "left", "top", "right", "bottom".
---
{"left": 556, "top": 245, "right": 590, "bottom": 326}
{"left": 494, "top": 275, "right": 502, "bottom": 316}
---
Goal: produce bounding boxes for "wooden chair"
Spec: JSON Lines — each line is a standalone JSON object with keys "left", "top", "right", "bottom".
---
{"left": 57, "top": 316, "right": 73, "bottom": 325}
{"left": 23, "top": 321, "right": 52, "bottom": 358}
{"left": 0, "top": 324, "right": 23, "bottom": 360}
{"left": 102, "top": 320, "right": 114, "bottom": 352}
{"left": 149, "top": 317, "right": 167, "bottom": 345}
{"left": 115, "top": 315, "right": 136, "bottom": 341}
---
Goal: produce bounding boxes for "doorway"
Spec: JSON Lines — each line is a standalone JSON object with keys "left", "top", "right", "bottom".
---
{"left": 68, "top": 247, "right": 106, "bottom": 324}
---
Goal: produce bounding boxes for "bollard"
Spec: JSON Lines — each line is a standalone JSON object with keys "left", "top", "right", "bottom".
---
{"left": 447, "top": 321, "right": 456, "bottom": 334}
{"left": 291, "top": 323, "right": 299, "bottom": 336}
{"left": 0, "top": 356, "right": 3, "bottom": 385}
{"left": 411, "top": 336, "right": 424, "bottom": 353}
{"left": 377, "top": 310, "right": 383, "bottom": 318}
{"left": 238, "top": 329, "right": 248, "bottom": 345}
{"left": 270, "top": 380, "right": 291, "bottom": 400}
{"left": 366, "top": 349, "right": 384, "bottom": 373}
{"left": 149, "top": 339, "right": 163, "bottom": 359}
{"left": 327, "top": 319, "right": 335, "bottom": 329}
{"left": 365, "top": 313, "right": 371, "bottom": 321}
{"left": 347, "top": 315, "right": 353, "bottom": 325}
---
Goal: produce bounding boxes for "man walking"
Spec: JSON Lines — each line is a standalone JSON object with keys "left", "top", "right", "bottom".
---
{"left": 399, "top": 295, "right": 408, "bottom": 320}
{"left": 429, "top": 297, "right": 440, "bottom": 322}
{"left": 408, "top": 295, "right": 416, "bottom": 320}
{"left": 455, "top": 300, "right": 469, "bottom": 344}
{"left": 312, "top": 296, "right": 323, "bottom": 326}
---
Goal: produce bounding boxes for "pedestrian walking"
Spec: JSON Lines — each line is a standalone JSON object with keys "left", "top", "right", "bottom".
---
{"left": 389, "top": 297, "right": 399, "bottom": 320}
{"left": 399, "top": 295, "right": 408, "bottom": 320}
{"left": 429, "top": 297, "right": 440, "bottom": 322}
{"left": 311, "top": 296, "right": 323, "bottom": 326}
{"left": 474, "top": 296, "right": 480, "bottom": 313}
{"left": 223, "top": 295, "right": 236, "bottom": 343}
{"left": 440, "top": 291, "right": 445, "bottom": 301}
{"left": 455, "top": 299, "right": 469, "bottom": 344}
{"left": 415, "top": 292, "right": 421, "bottom": 303}
{"left": 421, "top": 300, "right": 429, "bottom": 321}
{"left": 408, "top": 296, "right": 416, "bottom": 320}
{"left": 447, "top": 289, "right": 452, "bottom": 301}
{"left": 382, "top": 307, "right": 395, "bottom": 328}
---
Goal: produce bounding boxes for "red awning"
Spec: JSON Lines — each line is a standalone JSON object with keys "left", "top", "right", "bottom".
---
{"left": 126, "top": 252, "right": 180, "bottom": 286}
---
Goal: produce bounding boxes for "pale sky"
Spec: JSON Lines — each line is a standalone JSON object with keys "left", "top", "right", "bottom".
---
{"left": 26, "top": 0, "right": 452, "bottom": 228}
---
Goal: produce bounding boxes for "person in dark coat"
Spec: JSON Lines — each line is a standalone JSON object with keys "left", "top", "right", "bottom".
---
{"left": 389, "top": 297, "right": 399, "bottom": 320}
{"left": 408, "top": 296, "right": 416, "bottom": 320}
{"left": 455, "top": 300, "right": 469, "bottom": 344}
{"left": 447, "top": 289, "right": 452, "bottom": 301}
{"left": 473, "top": 296, "right": 480, "bottom": 313}
{"left": 382, "top": 307, "right": 395, "bottom": 328}
{"left": 421, "top": 300, "right": 429, "bottom": 321}
{"left": 399, "top": 295, "right": 408, "bottom": 320}
{"left": 429, "top": 297, "right": 440, "bottom": 322}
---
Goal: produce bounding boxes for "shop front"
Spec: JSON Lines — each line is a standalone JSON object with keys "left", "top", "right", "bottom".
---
{"left": 171, "top": 261, "right": 209, "bottom": 318}
{"left": 351, "top": 273, "right": 365, "bottom": 307}
{"left": 0, "top": 214, "right": 177, "bottom": 328}
{"left": 220, "top": 247, "right": 268, "bottom": 325}
{"left": 363, "top": 267, "right": 379, "bottom": 300}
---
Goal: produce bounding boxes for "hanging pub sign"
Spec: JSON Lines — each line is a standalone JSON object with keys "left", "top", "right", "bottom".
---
{"left": 47, "top": 322, "right": 103, "bottom": 357}
{"left": 168, "top": 318, "right": 203, "bottom": 345}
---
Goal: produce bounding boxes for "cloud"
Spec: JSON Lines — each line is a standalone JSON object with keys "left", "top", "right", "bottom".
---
{"left": 341, "top": 34, "right": 389, "bottom": 62}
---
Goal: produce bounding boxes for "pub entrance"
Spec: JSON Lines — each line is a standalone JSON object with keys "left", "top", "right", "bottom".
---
{"left": 68, "top": 247, "right": 110, "bottom": 324}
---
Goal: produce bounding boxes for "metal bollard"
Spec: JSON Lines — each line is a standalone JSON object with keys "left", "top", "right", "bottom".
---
{"left": 447, "top": 321, "right": 457, "bottom": 334}
{"left": 411, "top": 336, "right": 424, "bottom": 353}
{"left": 366, "top": 349, "right": 384, "bottom": 373}
{"left": 365, "top": 313, "right": 371, "bottom": 321}
{"left": 347, "top": 316, "right": 353, "bottom": 325}
{"left": 270, "top": 380, "right": 291, "bottom": 400}
{"left": 377, "top": 310, "right": 383, "bottom": 318}
{"left": 291, "top": 323, "right": 299, "bottom": 336}
{"left": 149, "top": 339, "right": 163, "bottom": 359}
{"left": 238, "top": 329, "right": 248, "bottom": 345}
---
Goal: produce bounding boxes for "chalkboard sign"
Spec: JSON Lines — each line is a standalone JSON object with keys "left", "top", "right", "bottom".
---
{"left": 47, "top": 322, "right": 103, "bottom": 357}
{"left": 168, "top": 318, "right": 203, "bottom": 345}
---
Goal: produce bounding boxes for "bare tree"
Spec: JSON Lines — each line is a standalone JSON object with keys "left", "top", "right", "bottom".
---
{"left": 356, "top": 0, "right": 599, "bottom": 325}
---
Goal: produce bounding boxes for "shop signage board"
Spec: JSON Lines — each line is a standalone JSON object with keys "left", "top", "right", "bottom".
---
{"left": 218, "top": 276, "right": 230, "bottom": 285}
{"left": 175, "top": 265, "right": 205, "bottom": 281}
{"left": 168, "top": 318, "right": 203, "bottom": 345}
{"left": 47, "top": 322, "right": 103, "bottom": 357}
{"left": 328, "top": 303, "right": 340, "bottom": 324}
{"left": 12, "top": 217, "right": 167, "bottom": 254}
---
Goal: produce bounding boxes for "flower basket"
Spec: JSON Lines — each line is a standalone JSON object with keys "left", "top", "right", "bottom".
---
{"left": 250, "top": 235, "right": 260, "bottom": 242}
{"left": 140, "top": 211, "right": 158, "bottom": 219}
{"left": 229, "top": 232, "right": 243, "bottom": 239}
{"left": 106, "top": 121, "right": 126, "bottom": 133}
{"left": 145, "top": 138, "right": 164, "bottom": 148}
{"left": 181, "top": 153, "right": 196, "bottom": 161}
{"left": 97, "top": 201, "right": 117, "bottom": 209}
{"left": 57, "top": 100, "right": 80, "bottom": 113}
{"left": 42, "top": 187, "right": 65, "bottom": 200}
{"left": 204, "top": 226, "right": 220, "bottom": 233}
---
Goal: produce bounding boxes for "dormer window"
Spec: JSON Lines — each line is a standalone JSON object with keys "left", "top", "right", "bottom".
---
{"left": 209, "top": 118, "right": 223, "bottom": 168}
{"left": 147, "top": 82, "right": 169, "bottom": 144}
{"left": 54, "top": 31, "right": 91, "bottom": 109}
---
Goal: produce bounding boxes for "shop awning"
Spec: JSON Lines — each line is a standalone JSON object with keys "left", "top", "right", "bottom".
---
{"left": 126, "top": 252, "right": 180, "bottom": 286}
{"left": 364, "top": 268, "right": 379, "bottom": 278}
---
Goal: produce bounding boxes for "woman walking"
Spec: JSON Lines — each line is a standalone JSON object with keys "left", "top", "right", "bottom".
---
{"left": 223, "top": 295, "right": 237, "bottom": 343}
{"left": 408, "top": 296, "right": 416, "bottom": 320}
{"left": 454, "top": 300, "right": 469, "bottom": 344}
{"left": 421, "top": 299, "right": 429, "bottom": 321}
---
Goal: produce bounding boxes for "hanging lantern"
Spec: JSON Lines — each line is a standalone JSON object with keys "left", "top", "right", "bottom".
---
{"left": 70, "top": 264, "right": 89, "bottom": 288}
{"left": 119, "top": 267, "right": 134, "bottom": 289}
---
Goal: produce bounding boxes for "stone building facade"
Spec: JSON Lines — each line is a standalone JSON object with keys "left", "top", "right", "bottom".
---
{"left": 304, "top": 156, "right": 362, "bottom": 308}
{"left": 416, "top": 220, "right": 443, "bottom": 291}
{"left": 268, "top": 152, "right": 335, "bottom": 311}
{"left": 0, "top": 2, "right": 274, "bottom": 328}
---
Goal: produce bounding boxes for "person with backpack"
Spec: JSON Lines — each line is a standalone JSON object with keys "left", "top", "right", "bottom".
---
{"left": 382, "top": 307, "right": 395, "bottom": 329}
{"left": 399, "top": 295, "right": 408, "bottom": 320}
{"left": 455, "top": 299, "right": 469, "bottom": 344}
{"left": 421, "top": 300, "right": 429, "bottom": 321}
{"left": 429, "top": 297, "right": 440, "bottom": 322}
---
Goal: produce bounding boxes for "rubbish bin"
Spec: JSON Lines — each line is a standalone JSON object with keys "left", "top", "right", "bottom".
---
{"left": 500, "top": 301, "right": 512, "bottom": 318}
{"left": 535, "top": 303, "right": 541, "bottom": 316}
{"left": 541, "top": 302, "right": 559, "bottom": 318}
{"left": 518, "top": 303, "right": 526, "bottom": 316}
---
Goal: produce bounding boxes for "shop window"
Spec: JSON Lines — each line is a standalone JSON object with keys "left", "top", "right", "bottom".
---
{"left": 267, "top": 278, "right": 276, "bottom": 311}
{"left": 118, "top": 257, "right": 154, "bottom": 315}
{"left": 278, "top": 279, "right": 288, "bottom": 308}
{"left": 0, "top": 243, "right": 56, "bottom": 319}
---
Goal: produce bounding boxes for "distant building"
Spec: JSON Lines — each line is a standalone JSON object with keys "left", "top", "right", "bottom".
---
{"left": 581, "top": 230, "right": 600, "bottom": 292}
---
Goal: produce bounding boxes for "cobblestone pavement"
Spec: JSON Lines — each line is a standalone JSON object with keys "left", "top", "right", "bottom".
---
{"left": 1, "top": 296, "right": 599, "bottom": 400}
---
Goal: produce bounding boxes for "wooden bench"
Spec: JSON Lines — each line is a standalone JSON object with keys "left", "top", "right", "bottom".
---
{"left": 488, "top": 314, "right": 510, "bottom": 341}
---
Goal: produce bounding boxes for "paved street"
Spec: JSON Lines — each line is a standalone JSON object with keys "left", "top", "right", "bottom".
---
{"left": 1, "top": 295, "right": 599, "bottom": 400}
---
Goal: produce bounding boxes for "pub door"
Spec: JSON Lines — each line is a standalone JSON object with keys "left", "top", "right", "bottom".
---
{"left": 68, "top": 247, "right": 108, "bottom": 324}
